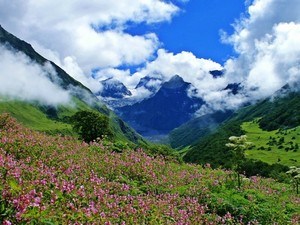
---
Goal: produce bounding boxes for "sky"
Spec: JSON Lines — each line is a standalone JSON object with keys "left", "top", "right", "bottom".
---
{"left": 126, "top": 0, "right": 246, "bottom": 63}
{"left": 0, "top": 0, "right": 300, "bottom": 112}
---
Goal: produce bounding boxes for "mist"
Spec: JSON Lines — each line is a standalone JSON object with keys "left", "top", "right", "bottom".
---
{"left": 0, "top": 44, "right": 71, "bottom": 106}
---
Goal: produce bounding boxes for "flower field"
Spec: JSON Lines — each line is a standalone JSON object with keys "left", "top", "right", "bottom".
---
{"left": 0, "top": 114, "right": 299, "bottom": 224}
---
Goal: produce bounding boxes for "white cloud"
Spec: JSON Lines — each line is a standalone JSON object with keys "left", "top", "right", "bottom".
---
{"left": 205, "top": 0, "right": 300, "bottom": 113}
{"left": 0, "top": 44, "right": 71, "bottom": 105}
{"left": 0, "top": 0, "right": 178, "bottom": 85}
{"left": 131, "top": 49, "right": 224, "bottom": 98}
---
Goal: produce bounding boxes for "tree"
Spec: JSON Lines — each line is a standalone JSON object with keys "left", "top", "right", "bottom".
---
{"left": 226, "top": 135, "right": 252, "bottom": 189}
{"left": 70, "top": 110, "right": 112, "bottom": 143}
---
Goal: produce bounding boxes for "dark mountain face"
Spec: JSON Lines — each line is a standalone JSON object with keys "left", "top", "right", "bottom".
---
{"left": 224, "top": 83, "right": 242, "bottom": 95}
{"left": 135, "top": 76, "right": 163, "bottom": 93}
{"left": 210, "top": 70, "right": 224, "bottom": 78}
{"left": 97, "top": 78, "right": 132, "bottom": 99}
{"left": 116, "top": 75, "right": 204, "bottom": 137}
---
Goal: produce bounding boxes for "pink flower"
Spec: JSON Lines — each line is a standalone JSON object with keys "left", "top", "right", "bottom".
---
{"left": 3, "top": 220, "right": 12, "bottom": 225}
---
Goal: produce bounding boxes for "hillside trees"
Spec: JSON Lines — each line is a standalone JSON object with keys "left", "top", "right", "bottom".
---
{"left": 70, "top": 110, "right": 112, "bottom": 142}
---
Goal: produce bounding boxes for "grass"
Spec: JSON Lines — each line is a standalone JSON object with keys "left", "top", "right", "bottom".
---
{"left": 242, "top": 119, "right": 300, "bottom": 167}
{"left": 0, "top": 100, "right": 74, "bottom": 135}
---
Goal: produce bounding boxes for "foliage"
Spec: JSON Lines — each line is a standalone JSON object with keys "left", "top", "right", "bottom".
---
{"left": 259, "top": 92, "right": 300, "bottom": 131}
{"left": 184, "top": 91, "right": 300, "bottom": 179}
{"left": 70, "top": 110, "right": 112, "bottom": 143}
{"left": 0, "top": 114, "right": 299, "bottom": 224}
{"left": 184, "top": 120, "right": 244, "bottom": 168}
{"left": 242, "top": 120, "right": 300, "bottom": 167}
{"left": 286, "top": 166, "right": 300, "bottom": 194}
{"left": 226, "top": 135, "right": 252, "bottom": 189}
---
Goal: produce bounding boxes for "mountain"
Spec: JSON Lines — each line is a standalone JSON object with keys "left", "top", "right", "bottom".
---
{"left": 169, "top": 110, "right": 233, "bottom": 148}
{"left": 183, "top": 86, "right": 300, "bottom": 170}
{"left": 0, "top": 25, "right": 143, "bottom": 144}
{"left": 224, "top": 83, "right": 242, "bottom": 95}
{"left": 97, "top": 78, "right": 132, "bottom": 99}
{"left": 116, "top": 75, "right": 204, "bottom": 139}
{"left": 135, "top": 75, "right": 163, "bottom": 93}
{"left": 209, "top": 70, "right": 224, "bottom": 78}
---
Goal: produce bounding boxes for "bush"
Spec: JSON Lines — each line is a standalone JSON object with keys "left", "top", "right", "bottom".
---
{"left": 70, "top": 110, "right": 112, "bottom": 143}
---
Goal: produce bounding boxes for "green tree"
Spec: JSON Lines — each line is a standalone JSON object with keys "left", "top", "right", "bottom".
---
{"left": 70, "top": 110, "right": 112, "bottom": 143}
{"left": 226, "top": 135, "right": 252, "bottom": 189}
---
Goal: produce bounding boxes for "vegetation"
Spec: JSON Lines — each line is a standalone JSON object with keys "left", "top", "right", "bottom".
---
{"left": 286, "top": 166, "right": 300, "bottom": 194}
{"left": 169, "top": 111, "right": 232, "bottom": 149}
{"left": 184, "top": 91, "right": 300, "bottom": 180}
{"left": 70, "top": 110, "right": 112, "bottom": 143}
{"left": 226, "top": 135, "right": 252, "bottom": 189}
{"left": 0, "top": 114, "right": 299, "bottom": 224}
{"left": 242, "top": 120, "right": 300, "bottom": 167}
{"left": 0, "top": 98, "right": 144, "bottom": 145}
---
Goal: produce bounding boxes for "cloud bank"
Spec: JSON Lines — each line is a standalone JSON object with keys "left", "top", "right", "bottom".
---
{"left": 0, "top": 44, "right": 71, "bottom": 105}
{"left": 0, "top": 0, "right": 179, "bottom": 90}
{"left": 195, "top": 0, "right": 300, "bottom": 114}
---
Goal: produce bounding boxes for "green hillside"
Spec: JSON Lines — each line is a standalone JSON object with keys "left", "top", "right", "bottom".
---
{"left": 0, "top": 100, "right": 74, "bottom": 135}
{"left": 0, "top": 98, "right": 144, "bottom": 144}
{"left": 169, "top": 111, "right": 232, "bottom": 149}
{"left": 242, "top": 119, "right": 300, "bottom": 167}
{"left": 184, "top": 90, "right": 300, "bottom": 177}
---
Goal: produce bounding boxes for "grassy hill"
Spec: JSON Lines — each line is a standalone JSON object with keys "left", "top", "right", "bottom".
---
{"left": 242, "top": 119, "right": 300, "bottom": 167}
{"left": 184, "top": 90, "right": 300, "bottom": 178}
{"left": 0, "top": 114, "right": 299, "bottom": 224}
{"left": 0, "top": 98, "right": 145, "bottom": 144}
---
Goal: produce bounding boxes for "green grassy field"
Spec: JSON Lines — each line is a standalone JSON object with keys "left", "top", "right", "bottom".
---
{"left": 0, "top": 100, "right": 75, "bottom": 135}
{"left": 242, "top": 119, "right": 300, "bottom": 167}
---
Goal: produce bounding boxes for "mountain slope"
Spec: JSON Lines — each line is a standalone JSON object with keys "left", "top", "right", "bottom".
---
{"left": 169, "top": 111, "right": 232, "bottom": 149}
{"left": 0, "top": 25, "right": 143, "bottom": 144}
{"left": 184, "top": 88, "right": 300, "bottom": 168}
{"left": 116, "top": 75, "right": 204, "bottom": 138}
{"left": 98, "top": 78, "right": 132, "bottom": 99}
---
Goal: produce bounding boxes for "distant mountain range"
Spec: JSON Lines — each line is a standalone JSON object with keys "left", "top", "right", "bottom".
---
{"left": 115, "top": 75, "right": 204, "bottom": 139}
{"left": 97, "top": 78, "right": 132, "bottom": 99}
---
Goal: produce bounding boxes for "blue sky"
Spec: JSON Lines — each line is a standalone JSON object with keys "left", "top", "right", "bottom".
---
{"left": 127, "top": 0, "right": 246, "bottom": 64}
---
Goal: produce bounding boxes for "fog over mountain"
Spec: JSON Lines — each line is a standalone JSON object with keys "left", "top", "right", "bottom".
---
{"left": 0, "top": 44, "right": 71, "bottom": 106}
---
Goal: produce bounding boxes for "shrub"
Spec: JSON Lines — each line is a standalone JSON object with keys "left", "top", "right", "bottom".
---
{"left": 70, "top": 110, "right": 112, "bottom": 143}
